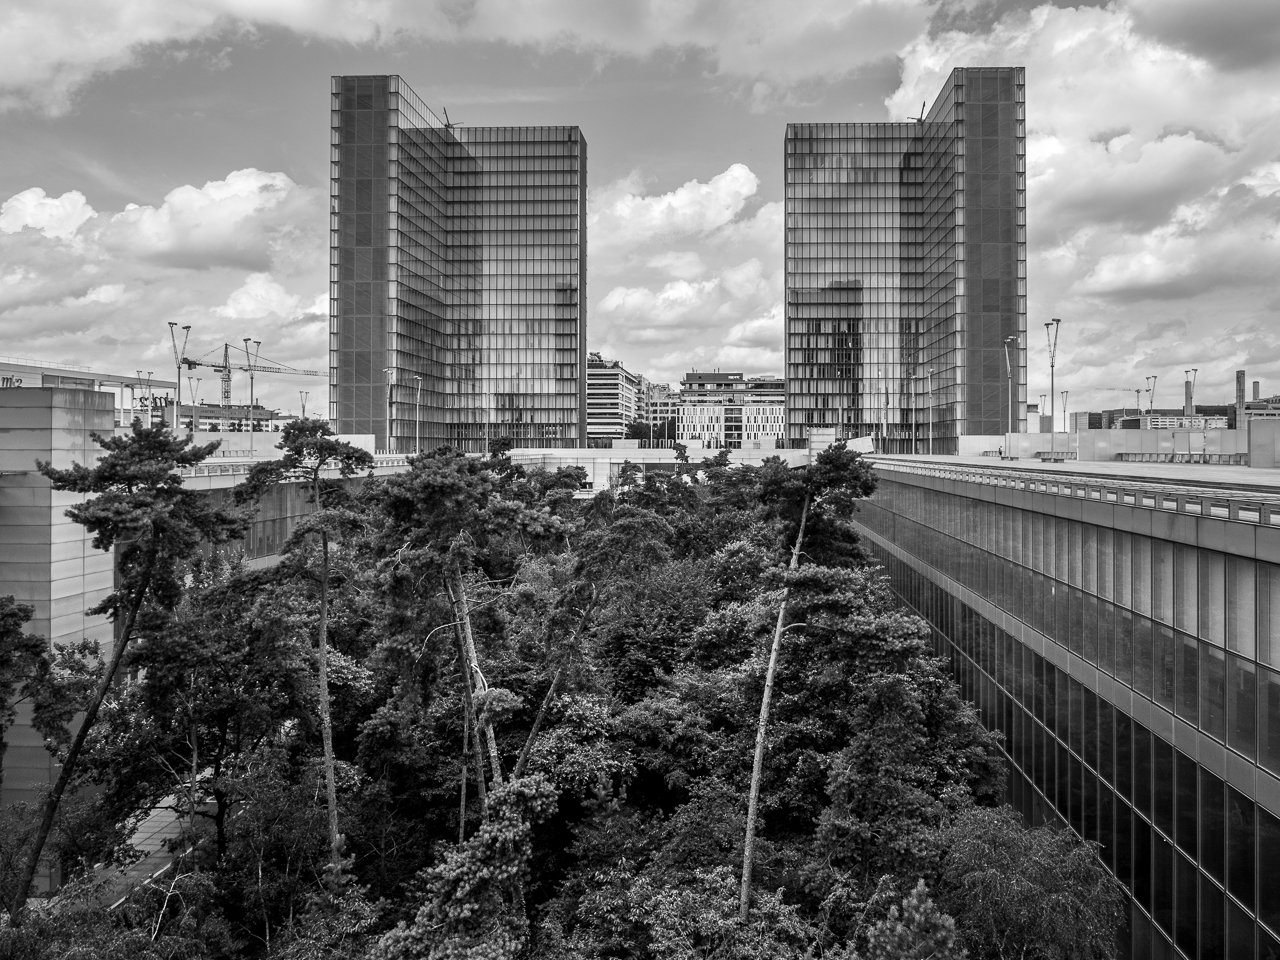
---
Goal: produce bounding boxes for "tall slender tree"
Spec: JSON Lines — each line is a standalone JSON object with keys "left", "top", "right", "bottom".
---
{"left": 739, "top": 441, "right": 876, "bottom": 921}
{"left": 241, "top": 418, "right": 374, "bottom": 868}
{"left": 9, "top": 421, "right": 245, "bottom": 925}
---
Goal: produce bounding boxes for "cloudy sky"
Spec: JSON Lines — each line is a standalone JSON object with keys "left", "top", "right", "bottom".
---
{"left": 1, "top": 0, "right": 1278, "bottom": 418}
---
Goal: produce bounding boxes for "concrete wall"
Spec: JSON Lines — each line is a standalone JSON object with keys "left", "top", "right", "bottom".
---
{"left": 0, "top": 388, "right": 116, "bottom": 805}
{"left": 1249, "top": 420, "right": 1280, "bottom": 469}
{"left": 1002, "top": 429, "right": 1248, "bottom": 461}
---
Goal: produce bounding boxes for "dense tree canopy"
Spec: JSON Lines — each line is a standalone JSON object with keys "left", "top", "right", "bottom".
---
{"left": 0, "top": 437, "right": 1123, "bottom": 959}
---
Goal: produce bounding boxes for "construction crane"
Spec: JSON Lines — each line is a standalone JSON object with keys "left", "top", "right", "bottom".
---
{"left": 180, "top": 343, "right": 321, "bottom": 431}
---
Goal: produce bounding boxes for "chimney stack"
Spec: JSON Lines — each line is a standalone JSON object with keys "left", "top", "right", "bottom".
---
{"left": 1184, "top": 380, "right": 1194, "bottom": 416}
{"left": 1237, "top": 370, "right": 1247, "bottom": 428}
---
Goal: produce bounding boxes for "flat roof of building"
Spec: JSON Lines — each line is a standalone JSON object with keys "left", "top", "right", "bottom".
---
{"left": 0, "top": 355, "right": 176, "bottom": 389}
{"left": 870, "top": 454, "right": 1280, "bottom": 499}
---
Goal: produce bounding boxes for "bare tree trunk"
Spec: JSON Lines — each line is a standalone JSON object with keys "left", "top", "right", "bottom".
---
{"left": 9, "top": 561, "right": 153, "bottom": 925}
{"left": 513, "top": 666, "right": 562, "bottom": 780}
{"left": 739, "top": 494, "right": 809, "bottom": 922}
{"left": 445, "top": 563, "right": 504, "bottom": 784}
{"left": 455, "top": 631, "right": 488, "bottom": 822}
{"left": 458, "top": 709, "right": 469, "bottom": 842}
{"left": 317, "top": 525, "right": 342, "bottom": 866}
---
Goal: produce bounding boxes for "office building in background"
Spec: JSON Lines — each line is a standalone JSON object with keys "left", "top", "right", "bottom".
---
{"left": 784, "top": 66, "right": 1026, "bottom": 452}
{"left": 330, "top": 75, "right": 587, "bottom": 452}
{"left": 587, "top": 353, "right": 647, "bottom": 440}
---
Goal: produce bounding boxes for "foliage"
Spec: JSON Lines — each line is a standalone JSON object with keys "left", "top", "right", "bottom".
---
{"left": 2, "top": 437, "right": 1125, "bottom": 959}
{"left": 931, "top": 807, "right": 1125, "bottom": 960}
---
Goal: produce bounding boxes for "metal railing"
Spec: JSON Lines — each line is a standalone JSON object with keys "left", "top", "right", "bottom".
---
{"left": 869, "top": 456, "right": 1280, "bottom": 528}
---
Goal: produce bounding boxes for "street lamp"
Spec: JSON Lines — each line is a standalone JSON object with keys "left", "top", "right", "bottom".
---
{"left": 299, "top": 390, "right": 309, "bottom": 419}
{"left": 383, "top": 367, "right": 395, "bottom": 454}
{"left": 1045, "top": 318, "right": 1061, "bottom": 431}
{"left": 927, "top": 368, "right": 935, "bottom": 456}
{"left": 1062, "top": 390, "right": 1070, "bottom": 436}
{"left": 1002, "top": 335, "right": 1018, "bottom": 441}
{"left": 413, "top": 375, "right": 423, "bottom": 454}
{"left": 168, "top": 323, "right": 191, "bottom": 433}
{"left": 243, "top": 339, "right": 261, "bottom": 456}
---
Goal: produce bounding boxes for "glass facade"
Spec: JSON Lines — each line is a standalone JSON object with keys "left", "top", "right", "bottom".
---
{"left": 330, "top": 76, "right": 587, "bottom": 452}
{"left": 855, "top": 463, "right": 1280, "bottom": 960}
{"left": 785, "top": 67, "right": 1027, "bottom": 453}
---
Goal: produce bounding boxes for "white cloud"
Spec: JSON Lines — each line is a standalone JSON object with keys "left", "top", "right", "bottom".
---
{"left": 100, "top": 168, "right": 316, "bottom": 270}
{"left": 0, "top": 187, "right": 96, "bottom": 240}
{"left": 0, "top": 0, "right": 929, "bottom": 114}
{"left": 590, "top": 164, "right": 759, "bottom": 257}
{"left": 0, "top": 169, "right": 326, "bottom": 414}
{"left": 215, "top": 272, "right": 303, "bottom": 319}
{"left": 890, "top": 2, "right": 1280, "bottom": 415}
{"left": 646, "top": 251, "right": 706, "bottom": 280}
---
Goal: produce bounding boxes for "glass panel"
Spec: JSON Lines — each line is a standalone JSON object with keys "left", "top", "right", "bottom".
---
{"left": 1227, "top": 556, "right": 1256, "bottom": 659}
{"left": 1176, "top": 544, "right": 1199, "bottom": 634}
{"left": 1154, "top": 735, "right": 1174, "bottom": 838}
{"left": 1084, "top": 525, "right": 1097, "bottom": 594}
{"left": 1202, "top": 643, "right": 1227, "bottom": 741}
{"left": 1117, "top": 797, "right": 1133, "bottom": 889}
{"left": 1070, "top": 677, "right": 1084, "bottom": 756}
{"left": 1135, "top": 815, "right": 1153, "bottom": 909}
{"left": 1258, "top": 807, "right": 1280, "bottom": 937}
{"left": 1117, "top": 606, "right": 1134, "bottom": 685}
{"left": 1135, "top": 615, "right": 1155, "bottom": 699}
{"left": 1259, "top": 666, "right": 1280, "bottom": 777}
{"left": 1134, "top": 535, "right": 1152, "bottom": 617}
{"left": 1202, "top": 768, "right": 1225, "bottom": 884}
{"left": 1153, "top": 539, "right": 1175, "bottom": 626}
{"left": 1176, "top": 853, "right": 1198, "bottom": 956}
{"left": 1156, "top": 623, "right": 1177, "bottom": 711}
{"left": 1227, "top": 900, "right": 1253, "bottom": 960}
{"left": 1262, "top": 563, "right": 1280, "bottom": 667}
{"left": 1202, "top": 875, "right": 1226, "bottom": 960}
{"left": 1227, "top": 787, "right": 1255, "bottom": 914}
{"left": 1176, "top": 631, "right": 1199, "bottom": 723}
{"left": 1175, "top": 749, "right": 1198, "bottom": 858}
{"left": 1201, "top": 550, "right": 1227, "bottom": 645}
{"left": 1099, "top": 527, "right": 1114, "bottom": 601}
{"left": 1228, "top": 654, "right": 1257, "bottom": 760}
{"left": 1117, "top": 711, "right": 1133, "bottom": 801}
{"left": 1069, "top": 520, "right": 1082, "bottom": 587}
{"left": 1154, "top": 833, "right": 1175, "bottom": 936}
{"left": 1134, "top": 722, "right": 1152, "bottom": 818}
{"left": 1101, "top": 783, "right": 1115, "bottom": 869}
{"left": 1085, "top": 688, "right": 1099, "bottom": 770}
{"left": 1116, "top": 531, "right": 1133, "bottom": 609}
{"left": 1100, "top": 699, "right": 1115, "bottom": 785}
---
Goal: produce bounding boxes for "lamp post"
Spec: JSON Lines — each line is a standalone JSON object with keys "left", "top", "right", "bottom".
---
{"left": 413, "top": 375, "right": 423, "bottom": 454}
{"left": 167, "top": 323, "right": 191, "bottom": 433}
{"left": 1063, "top": 390, "right": 1070, "bottom": 436}
{"left": 1045, "top": 319, "right": 1061, "bottom": 431}
{"left": 299, "top": 390, "right": 309, "bottom": 419}
{"left": 383, "top": 367, "right": 395, "bottom": 454}
{"left": 1003, "top": 335, "right": 1018, "bottom": 442}
{"left": 243, "top": 339, "right": 261, "bottom": 456}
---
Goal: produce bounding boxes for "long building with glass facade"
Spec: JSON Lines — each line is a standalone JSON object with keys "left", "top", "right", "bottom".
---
{"left": 856, "top": 456, "right": 1280, "bottom": 960}
{"left": 785, "top": 67, "right": 1026, "bottom": 453}
{"left": 330, "top": 75, "right": 587, "bottom": 453}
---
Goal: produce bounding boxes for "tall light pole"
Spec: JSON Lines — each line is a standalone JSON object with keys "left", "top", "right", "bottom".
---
{"left": 299, "top": 390, "right": 309, "bottom": 419}
{"left": 383, "top": 367, "right": 395, "bottom": 454}
{"left": 243, "top": 339, "right": 261, "bottom": 456}
{"left": 927, "top": 368, "right": 936, "bottom": 456}
{"left": 1045, "top": 318, "right": 1061, "bottom": 430}
{"left": 413, "top": 375, "right": 423, "bottom": 454}
{"left": 1003, "top": 335, "right": 1018, "bottom": 440}
{"left": 168, "top": 323, "right": 191, "bottom": 433}
{"left": 1145, "top": 375, "right": 1158, "bottom": 415}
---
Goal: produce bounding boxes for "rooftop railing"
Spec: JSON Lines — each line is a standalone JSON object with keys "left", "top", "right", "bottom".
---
{"left": 869, "top": 456, "right": 1280, "bottom": 528}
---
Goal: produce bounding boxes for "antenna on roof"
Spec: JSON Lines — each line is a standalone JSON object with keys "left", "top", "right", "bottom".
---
{"left": 442, "top": 107, "right": 463, "bottom": 130}
{"left": 910, "top": 101, "right": 926, "bottom": 123}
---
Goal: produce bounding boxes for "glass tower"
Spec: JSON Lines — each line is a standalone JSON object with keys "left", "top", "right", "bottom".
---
{"left": 784, "top": 67, "right": 1026, "bottom": 453}
{"left": 330, "top": 75, "right": 587, "bottom": 453}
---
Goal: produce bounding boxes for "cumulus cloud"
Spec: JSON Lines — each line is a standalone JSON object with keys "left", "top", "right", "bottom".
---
{"left": 0, "top": 188, "right": 96, "bottom": 240}
{"left": 891, "top": 2, "right": 1280, "bottom": 412}
{"left": 587, "top": 164, "right": 786, "bottom": 382}
{"left": 0, "top": 0, "right": 929, "bottom": 113}
{"left": 0, "top": 168, "right": 326, "bottom": 413}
